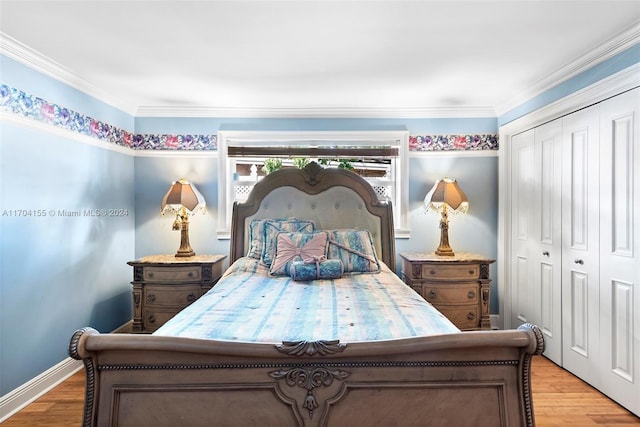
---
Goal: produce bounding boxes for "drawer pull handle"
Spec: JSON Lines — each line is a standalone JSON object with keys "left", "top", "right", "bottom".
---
{"left": 187, "top": 292, "right": 196, "bottom": 302}
{"left": 468, "top": 290, "right": 476, "bottom": 299}
{"left": 430, "top": 270, "right": 436, "bottom": 275}
{"left": 574, "top": 259, "right": 584, "bottom": 265}
{"left": 188, "top": 272, "right": 194, "bottom": 277}
{"left": 468, "top": 270, "right": 474, "bottom": 275}
{"left": 467, "top": 312, "right": 476, "bottom": 321}
{"left": 428, "top": 289, "right": 437, "bottom": 299}
{"left": 147, "top": 314, "right": 156, "bottom": 324}
{"left": 148, "top": 272, "right": 154, "bottom": 278}
{"left": 146, "top": 294, "right": 156, "bottom": 303}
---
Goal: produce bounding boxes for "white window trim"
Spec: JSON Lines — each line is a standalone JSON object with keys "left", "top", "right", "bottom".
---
{"left": 217, "top": 130, "right": 409, "bottom": 239}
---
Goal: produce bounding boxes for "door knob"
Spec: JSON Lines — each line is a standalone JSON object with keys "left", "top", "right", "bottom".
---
{"left": 542, "top": 251, "right": 549, "bottom": 256}
{"left": 574, "top": 259, "right": 584, "bottom": 265}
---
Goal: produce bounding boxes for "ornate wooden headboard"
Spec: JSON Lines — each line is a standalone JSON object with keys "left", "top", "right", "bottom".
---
{"left": 230, "top": 162, "right": 396, "bottom": 271}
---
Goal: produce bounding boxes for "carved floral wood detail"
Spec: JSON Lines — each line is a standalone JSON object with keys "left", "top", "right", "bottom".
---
{"left": 269, "top": 366, "right": 350, "bottom": 419}
{"left": 276, "top": 340, "right": 347, "bottom": 356}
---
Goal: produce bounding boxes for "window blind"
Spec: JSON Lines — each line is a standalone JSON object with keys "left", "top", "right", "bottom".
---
{"left": 227, "top": 146, "right": 399, "bottom": 158}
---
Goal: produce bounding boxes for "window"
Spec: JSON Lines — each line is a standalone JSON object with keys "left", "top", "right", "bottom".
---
{"left": 217, "top": 131, "right": 409, "bottom": 238}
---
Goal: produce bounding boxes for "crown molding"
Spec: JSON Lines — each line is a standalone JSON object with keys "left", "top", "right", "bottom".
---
{"left": 499, "top": 62, "right": 640, "bottom": 134}
{"left": 495, "top": 21, "right": 640, "bottom": 116}
{"left": 0, "top": 32, "right": 138, "bottom": 116}
{"left": 134, "top": 105, "right": 498, "bottom": 119}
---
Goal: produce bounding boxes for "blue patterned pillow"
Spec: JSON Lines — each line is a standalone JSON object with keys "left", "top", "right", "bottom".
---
{"left": 246, "top": 219, "right": 271, "bottom": 259}
{"left": 269, "top": 231, "right": 328, "bottom": 276}
{"left": 290, "top": 258, "right": 343, "bottom": 281}
{"left": 326, "top": 229, "right": 380, "bottom": 273}
{"left": 246, "top": 218, "right": 314, "bottom": 260}
{"left": 262, "top": 219, "right": 316, "bottom": 267}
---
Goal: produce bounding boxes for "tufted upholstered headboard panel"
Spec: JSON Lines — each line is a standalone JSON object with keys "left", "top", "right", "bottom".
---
{"left": 230, "top": 162, "right": 396, "bottom": 271}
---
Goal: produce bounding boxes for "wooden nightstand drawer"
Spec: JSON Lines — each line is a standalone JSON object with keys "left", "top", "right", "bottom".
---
{"left": 437, "top": 306, "right": 480, "bottom": 330}
{"left": 144, "top": 285, "right": 202, "bottom": 307}
{"left": 423, "top": 284, "right": 479, "bottom": 305}
{"left": 421, "top": 264, "right": 479, "bottom": 280}
{"left": 141, "top": 308, "right": 182, "bottom": 332}
{"left": 400, "top": 253, "right": 494, "bottom": 330}
{"left": 129, "top": 254, "right": 226, "bottom": 333}
{"left": 143, "top": 266, "right": 201, "bottom": 282}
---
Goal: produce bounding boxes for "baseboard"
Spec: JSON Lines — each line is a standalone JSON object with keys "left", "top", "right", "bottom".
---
{"left": 0, "top": 357, "right": 82, "bottom": 422}
{"left": 0, "top": 320, "right": 133, "bottom": 422}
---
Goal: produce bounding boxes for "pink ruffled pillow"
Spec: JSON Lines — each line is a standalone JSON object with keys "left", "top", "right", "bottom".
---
{"left": 262, "top": 219, "right": 316, "bottom": 266}
{"left": 246, "top": 218, "right": 315, "bottom": 261}
{"left": 269, "top": 231, "right": 328, "bottom": 276}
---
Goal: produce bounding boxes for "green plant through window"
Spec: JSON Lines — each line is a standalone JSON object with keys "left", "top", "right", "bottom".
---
{"left": 261, "top": 158, "right": 282, "bottom": 174}
{"left": 262, "top": 157, "right": 353, "bottom": 173}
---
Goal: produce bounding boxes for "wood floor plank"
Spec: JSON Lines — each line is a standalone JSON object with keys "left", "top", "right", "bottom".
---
{"left": 531, "top": 357, "right": 639, "bottom": 426}
{"left": 2, "top": 356, "right": 638, "bottom": 426}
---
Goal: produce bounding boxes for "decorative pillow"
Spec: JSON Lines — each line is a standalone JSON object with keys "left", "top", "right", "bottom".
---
{"left": 290, "top": 258, "right": 343, "bottom": 281}
{"left": 246, "top": 218, "right": 314, "bottom": 260}
{"left": 326, "top": 229, "right": 380, "bottom": 273}
{"left": 262, "top": 219, "right": 316, "bottom": 267}
{"left": 246, "top": 218, "right": 270, "bottom": 259}
{"left": 269, "top": 231, "right": 328, "bottom": 276}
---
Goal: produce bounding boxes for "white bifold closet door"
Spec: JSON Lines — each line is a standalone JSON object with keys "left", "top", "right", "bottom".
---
{"left": 560, "top": 88, "right": 639, "bottom": 414}
{"left": 510, "top": 119, "right": 563, "bottom": 364}
{"left": 508, "top": 87, "right": 639, "bottom": 416}
{"left": 560, "top": 105, "right": 601, "bottom": 385}
{"left": 597, "top": 89, "right": 639, "bottom": 415}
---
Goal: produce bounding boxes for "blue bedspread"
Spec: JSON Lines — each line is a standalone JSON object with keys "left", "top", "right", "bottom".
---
{"left": 154, "top": 257, "right": 459, "bottom": 343}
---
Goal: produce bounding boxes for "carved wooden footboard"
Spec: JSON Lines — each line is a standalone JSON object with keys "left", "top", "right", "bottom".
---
{"left": 69, "top": 323, "right": 544, "bottom": 427}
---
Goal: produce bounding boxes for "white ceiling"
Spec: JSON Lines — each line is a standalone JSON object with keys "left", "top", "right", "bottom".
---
{"left": 1, "top": 0, "right": 638, "bottom": 117}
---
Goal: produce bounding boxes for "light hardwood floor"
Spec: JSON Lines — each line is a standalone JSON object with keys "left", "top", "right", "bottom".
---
{"left": 2, "top": 356, "right": 639, "bottom": 426}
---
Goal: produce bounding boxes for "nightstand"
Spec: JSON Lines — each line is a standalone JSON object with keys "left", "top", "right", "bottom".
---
{"left": 128, "top": 254, "right": 226, "bottom": 333}
{"left": 400, "top": 252, "right": 494, "bottom": 330}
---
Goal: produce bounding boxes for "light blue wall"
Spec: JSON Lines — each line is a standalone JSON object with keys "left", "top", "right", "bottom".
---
{"left": 0, "top": 58, "right": 135, "bottom": 396}
{"left": 0, "top": 123, "right": 135, "bottom": 395}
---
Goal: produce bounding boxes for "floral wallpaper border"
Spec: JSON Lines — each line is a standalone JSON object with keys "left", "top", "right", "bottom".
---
{"left": 1, "top": 84, "right": 498, "bottom": 152}
{"left": 0, "top": 84, "right": 217, "bottom": 151}
{"left": 409, "top": 134, "right": 498, "bottom": 151}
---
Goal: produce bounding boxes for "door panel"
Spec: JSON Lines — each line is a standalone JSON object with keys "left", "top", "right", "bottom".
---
{"left": 509, "top": 122, "right": 562, "bottom": 364}
{"left": 561, "top": 105, "right": 600, "bottom": 384}
{"left": 510, "top": 130, "right": 535, "bottom": 327}
{"left": 533, "top": 121, "right": 563, "bottom": 363}
{"left": 598, "top": 88, "right": 640, "bottom": 415}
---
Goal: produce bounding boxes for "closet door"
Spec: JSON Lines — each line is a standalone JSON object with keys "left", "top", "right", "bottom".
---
{"left": 561, "top": 105, "right": 600, "bottom": 385}
{"left": 598, "top": 88, "right": 640, "bottom": 415}
{"left": 510, "top": 121, "right": 563, "bottom": 364}
{"left": 510, "top": 129, "right": 536, "bottom": 332}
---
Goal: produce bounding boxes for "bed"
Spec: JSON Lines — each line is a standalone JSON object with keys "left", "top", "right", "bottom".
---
{"left": 69, "top": 162, "right": 544, "bottom": 426}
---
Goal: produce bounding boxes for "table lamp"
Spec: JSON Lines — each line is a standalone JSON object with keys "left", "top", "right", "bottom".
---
{"left": 161, "top": 179, "right": 205, "bottom": 257}
{"left": 424, "top": 178, "right": 468, "bottom": 256}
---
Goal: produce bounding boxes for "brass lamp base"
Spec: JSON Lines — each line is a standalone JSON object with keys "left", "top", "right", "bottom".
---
{"left": 174, "top": 212, "right": 195, "bottom": 258}
{"left": 175, "top": 249, "right": 195, "bottom": 258}
{"left": 435, "top": 246, "right": 454, "bottom": 257}
{"left": 435, "top": 208, "right": 455, "bottom": 257}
